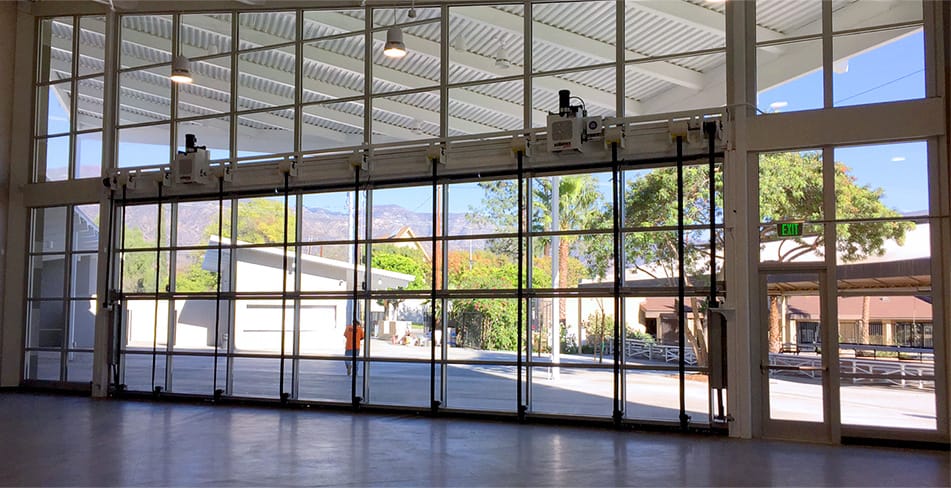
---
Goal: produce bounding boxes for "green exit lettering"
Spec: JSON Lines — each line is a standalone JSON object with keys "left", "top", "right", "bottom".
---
{"left": 778, "top": 222, "right": 802, "bottom": 237}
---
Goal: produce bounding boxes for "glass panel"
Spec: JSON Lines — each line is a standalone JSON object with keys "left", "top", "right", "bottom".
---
{"left": 36, "top": 82, "right": 72, "bottom": 137}
{"left": 449, "top": 5, "right": 524, "bottom": 84}
{"left": 176, "top": 117, "right": 231, "bottom": 161}
{"left": 118, "top": 65, "right": 171, "bottom": 122}
{"left": 302, "top": 34, "right": 365, "bottom": 100}
{"left": 122, "top": 298, "right": 171, "bottom": 349}
{"left": 301, "top": 100, "right": 365, "bottom": 152}
{"left": 178, "top": 55, "right": 232, "bottom": 116}
{"left": 372, "top": 186, "right": 434, "bottom": 237}
{"left": 756, "top": 0, "right": 821, "bottom": 39}
{"left": 168, "top": 354, "right": 227, "bottom": 396}
{"left": 120, "top": 15, "right": 173, "bottom": 69}
{"left": 233, "top": 299, "right": 293, "bottom": 353}
{"left": 841, "top": 381, "right": 935, "bottom": 430}
{"left": 75, "top": 76, "right": 104, "bottom": 131}
{"left": 530, "top": 234, "right": 613, "bottom": 290}
{"left": 759, "top": 150, "right": 824, "bottom": 222}
{"left": 35, "top": 135, "right": 71, "bottom": 182}
{"left": 30, "top": 256, "right": 66, "bottom": 299}
{"left": 626, "top": 52, "right": 724, "bottom": 115}
{"left": 25, "top": 351, "right": 61, "bottom": 381}
{"left": 38, "top": 17, "right": 73, "bottom": 83}
{"left": 371, "top": 19, "right": 440, "bottom": 93}
{"left": 123, "top": 204, "right": 171, "bottom": 249}
{"left": 369, "top": 244, "right": 429, "bottom": 291}
{"left": 832, "top": 0, "right": 921, "bottom": 32}
{"left": 834, "top": 141, "right": 927, "bottom": 218}
{"left": 446, "top": 297, "right": 520, "bottom": 356}
{"left": 233, "top": 196, "right": 296, "bottom": 245}
{"left": 534, "top": 1, "right": 614, "bottom": 72}
{"left": 32, "top": 206, "right": 67, "bottom": 253}
{"left": 69, "top": 299, "right": 97, "bottom": 349}
{"left": 530, "top": 366, "right": 612, "bottom": 417}
{"left": 625, "top": 368, "right": 707, "bottom": 422}
{"left": 449, "top": 80, "right": 523, "bottom": 134}
{"left": 231, "top": 357, "right": 290, "bottom": 399}
{"left": 367, "top": 361, "right": 432, "bottom": 408}
{"left": 231, "top": 247, "right": 296, "bottom": 293}
{"left": 181, "top": 13, "right": 233, "bottom": 59}
{"left": 298, "top": 299, "right": 346, "bottom": 355}
{"left": 301, "top": 190, "right": 364, "bottom": 242}
{"left": 833, "top": 29, "right": 924, "bottom": 108}
{"left": 75, "top": 131, "right": 103, "bottom": 179}
{"left": 372, "top": 91, "right": 440, "bottom": 144}
{"left": 758, "top": 40, "right": 823, "bottom": 113}
{"left": 172, "top": 299, "right": 229, "bottom": 350}
{"left": 117, "top": 123, "right": 171, "bottom": 168}
{"left": 533, "top": 68, "right": 617, "bottom": 130}
{"left": 298, "top": 359, "right": 358, "bottom": 404}
{"left": 303, "top": 9, "right": 364, "bottom": 40}
{"left": 621, "top": 231, "right": 680, "bottom": 286}
{"left": 77, "top": 16, "right": 107, "bottom": 77}
{"left": 120, "top": 251, "right": 170, "bottom": 294}
{"left": 236, "top": 109, "right": 295, "bottom": 158}
{"left": 450, "top": 180, "right": 518, "bottom": 236}
{"left": 446, "top": 363, "right": 517, "bottom": 412}
{"left": 628, "top": 0, "right": 724, "bottom": 56}
{"left": 69, "top": 253, "right": 97, "bottom": 297}
{"left": 121, "top": 352, "right": 167, "bottom": 392}
{"left": 835, "top": 220, "right": 924, "bottom": 267}
{"left": 28, "top": 300, "right": 66, "bottom": 348}
{"left": 66, "top": 352, "right": 94, "bottom": 383}
{"left": 237, "top": 46, "right": 296, "bottom": 110}
{"left": 73, "top": 203, "right": 99, "bottom": 251}
{"left": 532, "top": 173, "right": 613, "bottom": 231}
{"left": 239, "top": 11, "right": 297, "bottom": 48}
{"left": 176, "top": 201, "right": 218, "bottom": 247}
{"left": 175, "top": 250, "right": 221, "bottom": 293}
{"left": 446, "top": 238, "right": 518, "bottom": 290}
{"left": 765, "top": 272, "right": 824, "bottom": 422}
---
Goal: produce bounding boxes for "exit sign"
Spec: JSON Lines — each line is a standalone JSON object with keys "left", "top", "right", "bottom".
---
{"left": 777, "top": 222, "right": 802, "bottom": 237}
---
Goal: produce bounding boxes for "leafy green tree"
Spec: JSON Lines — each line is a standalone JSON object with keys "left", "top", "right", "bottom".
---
{"left": 468, "top": 175, "right": 608, "bottom": 349}
{"left": 200, "top": 198, "right": 297, "bottom": 245}
{"left": 121, "top": 228, "right": 169, "bottom": 293}
{"left": 371, "top": 244, "right": 430, "bottom": 320}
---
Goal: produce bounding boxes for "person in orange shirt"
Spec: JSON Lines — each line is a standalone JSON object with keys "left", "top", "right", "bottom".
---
{"left": 343, "top": 319, "right": 365, "bottom": 376}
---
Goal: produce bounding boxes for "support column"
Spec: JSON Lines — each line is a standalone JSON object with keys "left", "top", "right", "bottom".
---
{"left": 0, "top": 4, "right": 33, "bottom": 387}
{"left": 724, "top": 0, "right": 758, "bottom": 439}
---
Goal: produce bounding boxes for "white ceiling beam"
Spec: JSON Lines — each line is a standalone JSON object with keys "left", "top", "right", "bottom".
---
{"left": 310, "top": 11, "right": 635, "bottom": 117}
{"left": 631, "top": 1, "right": 785, "bottom": 48}
{"left": 455, "top": 6, "right": 703, "bottom": 90}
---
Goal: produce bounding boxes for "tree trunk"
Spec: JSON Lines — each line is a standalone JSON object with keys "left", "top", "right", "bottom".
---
{"left": 859, "top": 295, "right": 871, "bottom": 344}
{"left": 686, "top": 297, "right": 708, "bottom": 367}
{"left": 768, "top": 296, "right": 783, "bottom": 353}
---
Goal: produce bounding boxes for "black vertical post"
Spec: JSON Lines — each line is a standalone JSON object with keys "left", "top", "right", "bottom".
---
{"left": 677, "top": 136, "right": 688, "bottom": 430}
{"left": 516, "top": 150, "right": 526, "bottom": 421}
{"left": 212, "top": 176, "right": 224, "bottom": 400}
{"left": 706, "top": 122, "right": 718, "bottom": 304}
{"left": 151, "top": 183, "right": 163, "bottom": 395}
{"left": 351, "top": 167, "right": 360, "bottom": 408}
{"left": 611, "top": 142, "right": 622, "bottom": 426}
{"left": 430, "top": 157, "right": 439, "bottom": 413}
{"left": 112, "top": 186, "right": 127, "bottom": 391}
{"left": 279, "top": 172, "right": 290, "bottom": 403}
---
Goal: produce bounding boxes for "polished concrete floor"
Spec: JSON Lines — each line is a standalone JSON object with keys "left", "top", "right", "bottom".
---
{"left": 0, "top": 393, "right": 947, "bottom": 487}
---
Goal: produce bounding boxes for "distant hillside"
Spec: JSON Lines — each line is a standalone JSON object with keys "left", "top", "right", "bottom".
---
{"left": 124, "top": 201, "right": 492, "bottom": 258}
